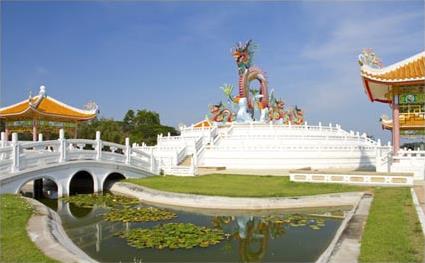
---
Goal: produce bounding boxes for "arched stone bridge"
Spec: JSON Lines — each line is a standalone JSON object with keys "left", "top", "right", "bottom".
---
{"left": 0, "top": 130, "right": 158, "bottom": 197}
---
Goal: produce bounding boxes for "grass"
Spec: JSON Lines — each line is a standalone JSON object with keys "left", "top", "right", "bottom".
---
{"left": 359, "top": 188, "right": 425, "bottom": 263}
{"left": 0, "top": 194, "right": 58, "bottom": 263}
{"left": 127, "top": 174, "right": 425, "bottom": 262}
{"left": 125, "top": 174, "right": 369, "bottom": 197}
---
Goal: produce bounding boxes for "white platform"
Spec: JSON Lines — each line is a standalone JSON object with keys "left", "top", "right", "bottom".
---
{"left": 135, "top": 122, "right": 400, "bottom": 176}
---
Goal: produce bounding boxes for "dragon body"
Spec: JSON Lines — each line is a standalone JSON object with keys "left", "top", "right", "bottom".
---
{"left": 209, "top": 102, "right": 235, "bottom": 124}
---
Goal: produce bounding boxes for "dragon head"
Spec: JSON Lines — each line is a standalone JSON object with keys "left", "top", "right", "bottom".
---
{"left": 232, "top": 40, "right": 256, "bottom": 74}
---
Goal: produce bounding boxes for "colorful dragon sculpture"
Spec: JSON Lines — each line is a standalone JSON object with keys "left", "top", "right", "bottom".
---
{"left": 208, "top": 40, "right": 304, "bottom": 125}
{"left": 268, "top": 95, "right": 304, "bottom": 125}
{"left": 232, "top": 40, "right": 269, "bottom": 111}
{"left": 209, "top": 102, "right": 234, "bottom": 123}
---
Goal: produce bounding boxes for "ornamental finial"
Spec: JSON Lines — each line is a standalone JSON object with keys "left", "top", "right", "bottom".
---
{"left": 83, "top": 100, "right": 99, "bottom": 113}
{"left": 39, "top": 85, "right": 47, "bottom": 97}
{"left": 358, "top": 48, "right": 384, "bottom": 68}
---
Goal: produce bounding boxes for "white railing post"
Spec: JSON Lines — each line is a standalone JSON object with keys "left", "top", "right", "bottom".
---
{"left": 1, "top": 132, "right": 5, "bottom": 148}
{"left": 125, "top": 137, "right": 131, "bottom": 165}
{"left": 192, "top": 150, "right": 198, "bottom": 175}
{"left": 319, "top": 122, "right": 322, "bottom": 131}
{"left": 0, "top": 132, "right": 5, "bottom": 160}
{"left": 95, "top": 131, "right": 102, "bottom": 161}
{"left": 38, "top": 133, "right": 43, "bottom": 142}
{"left": 150, "top": 148, "right": 154, "bottom": 173}
{"left": 376, "top": 146, "right": 382, "bottom": 170}
{"left": 58, "top": 129, "right": 66, "bottom": 163}
{"left": 11, "top": 133, "right": 19, "bottom": 173}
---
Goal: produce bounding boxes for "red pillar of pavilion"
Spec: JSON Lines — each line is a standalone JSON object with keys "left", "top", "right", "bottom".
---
{"left": 392, "top": 94, "right": 400, "bottom": 154}
{"left": 32, "top": 120, "right": 38, "bottom": 142}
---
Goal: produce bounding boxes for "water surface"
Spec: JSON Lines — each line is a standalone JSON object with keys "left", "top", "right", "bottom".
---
{"left": 41, "top": 198, "right": 344, "bottom": 263}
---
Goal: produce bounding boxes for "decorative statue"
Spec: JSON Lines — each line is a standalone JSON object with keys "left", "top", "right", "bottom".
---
{"left": 221, "top": 83, "right": 238, "bottom": 104}
{"left": 83, "top": 100, "right": 99, "bottom": 112}
{"left": 358, "top": 48, "right": 384, "bottom": 68}
{"left": 288, "top": 106, "right": 304, "bottom": 125}
{"left": 259, "top": 105, "right": 269, "bottom": 122}
{"left": 232, "top": 40, "right": 269, "bottom": 118}
{"left": 269, "top": 98, "right": 288, "bottom": 123}
{"left": 232, "top": 40, "right": 256, "bottom": 75}
{"left": 207, "top": 40, "right": 305, "bottom": 125}
{"left": 209, "top": 102, "right": 234, "bottom": 124}
{"left": 236, "top": 98, "right": 253, "bottom": 123}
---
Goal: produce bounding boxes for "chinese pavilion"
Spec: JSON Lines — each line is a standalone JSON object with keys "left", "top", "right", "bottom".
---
{"left": 359, "top": 50, "right": 425, "bottom": 153}
{"left": 0, "top": 85, "right": 98, "bottom": 141}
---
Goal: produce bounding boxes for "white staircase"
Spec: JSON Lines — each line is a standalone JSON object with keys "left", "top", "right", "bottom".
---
{"left": 136, "top": 122, "right": 391, "bottom": 176}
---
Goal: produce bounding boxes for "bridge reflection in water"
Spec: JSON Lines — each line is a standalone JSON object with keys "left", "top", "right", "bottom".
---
{"left": 38, "top": 198, "right": 343, "bottom": 263}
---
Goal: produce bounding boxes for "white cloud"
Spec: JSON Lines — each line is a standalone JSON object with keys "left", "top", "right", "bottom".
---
{"left": 298, "top": 8, "right": 424, "bottom": 111}
{"left": 303, "top": 10, "right": 423, "bottom": 60}
{"left": 293, "top": 6, "right": 424, "bottom": 141}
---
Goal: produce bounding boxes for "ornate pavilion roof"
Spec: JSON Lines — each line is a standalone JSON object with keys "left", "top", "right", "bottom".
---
{"left": 359, "top": 51, "right": 425, "bottom": 103}
{"left": 0, "top": 86, "right": 98, "bottom": 122}
{"left": 193, "top": 118, "right": 212, "bottom": 128}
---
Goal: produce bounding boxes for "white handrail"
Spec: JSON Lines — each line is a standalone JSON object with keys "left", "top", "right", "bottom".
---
{"left": 0, "top": 130, "right": 157, "bottom": 175}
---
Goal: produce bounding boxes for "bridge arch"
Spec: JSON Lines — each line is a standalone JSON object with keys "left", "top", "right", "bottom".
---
{"left": 102, "top": 172, "right": 126, "bottom": 191}
{"left": 17, "top": 175, "right": 62, "bottom": 199}
{"left": 68, "top": 170, "right": 98, "bottom": 195}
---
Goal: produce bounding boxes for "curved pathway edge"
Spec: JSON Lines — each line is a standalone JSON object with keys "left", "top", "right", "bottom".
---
{"left": 25, "top": 197, "right": 97, "bottom": 263}
{"left": 111, "top": 182, "right": 365, "bottom": 211}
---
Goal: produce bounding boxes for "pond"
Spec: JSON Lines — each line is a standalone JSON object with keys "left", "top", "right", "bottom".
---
{"left": 38, "top": 195, "right": 347, "bottom": 263}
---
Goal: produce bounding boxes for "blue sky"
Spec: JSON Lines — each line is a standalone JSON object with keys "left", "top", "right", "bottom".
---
{"left": 1, "top": 1, "right": 424, "bottom": 142}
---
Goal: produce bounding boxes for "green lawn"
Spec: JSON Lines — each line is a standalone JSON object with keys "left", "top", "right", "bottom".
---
{"left": 125, "top": 174, "right": 368, "bottom": 197}
{"left": 0, "top": 194, "right": 58, "bottom": 263}
{"left": 359, "top": 188, "right": 425, "bottom": 263}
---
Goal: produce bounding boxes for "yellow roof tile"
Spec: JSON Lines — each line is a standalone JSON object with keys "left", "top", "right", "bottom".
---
{"left": 361, "top": 52, "right": 425, "bottom": 83}
{"left": 0, "top": 93, "right": 97, "bottom": 121}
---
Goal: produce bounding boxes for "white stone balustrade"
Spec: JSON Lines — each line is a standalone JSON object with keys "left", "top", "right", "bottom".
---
{"left": 289, "top": 171, "right": 414, "bottom": 186}
{"left": 390, "top": 149, "right": 425, "bottom": 180}
{"left": 0, "top": 129, "right": 158, "bottom": 175}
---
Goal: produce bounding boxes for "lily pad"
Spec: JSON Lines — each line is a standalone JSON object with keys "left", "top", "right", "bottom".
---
{"left": 118, "top": 223, "right": 225, "bottom": 249}
{"left": 104, "top": 207, "right": 176, "bottom": 222}
{"left": 61, "top": 193, "right": 139, "bottom": 208}
{"left": 265, "top": 214, "right": 327, "bottom": 230}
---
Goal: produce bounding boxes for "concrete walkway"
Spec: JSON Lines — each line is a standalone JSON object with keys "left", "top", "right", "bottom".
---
{"left": 111, "top": 182, "right": 364, "bottom": 211}
{"left": 25, "top": 198, "right": 97, "bottom": 263}
{"left": 414, "top": 181, "right": 425, "bottom": 215}
{"left": 328, "top": 195, "right": 373, "bottom": 263}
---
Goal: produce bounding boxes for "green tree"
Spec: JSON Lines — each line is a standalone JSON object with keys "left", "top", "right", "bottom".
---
{"left": 123, "top": 110, "right": 135, "bottom": 133}
{"left": 77, "top": 109, "right": 178, "bottom": 146}
{"left": 134, "top": 110, "right": 161, "bottom": 126}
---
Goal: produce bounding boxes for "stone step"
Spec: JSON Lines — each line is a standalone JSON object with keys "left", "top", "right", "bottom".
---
{"left": 178, "top": 155, "right": 192, "bottom": 166}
